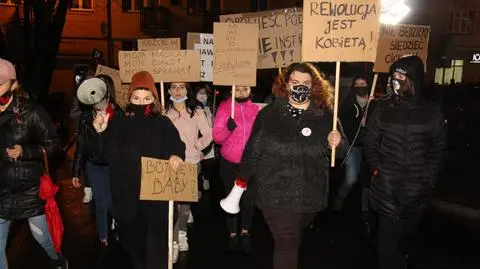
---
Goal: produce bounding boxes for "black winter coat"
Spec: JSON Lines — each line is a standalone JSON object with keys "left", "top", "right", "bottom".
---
{"left": 72, "top": 109, "right": 114, "bottom": 178}
{"left": 339, "top": 95, "right": 367, "bottom": 147}
{"left": 364, "top": 96, "right": 447, "bottom": 218}
{"left": 239, "top": 99, "right": 348, "bottom": 213}
{"left": 0, "top": 101, "right": 61, "bottom": 220}
{"left": 104, "top": 112, "right": 185, "bottom": 222}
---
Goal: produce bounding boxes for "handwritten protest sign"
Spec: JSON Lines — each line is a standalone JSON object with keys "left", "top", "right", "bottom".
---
{"left": 118, "top": 50, "right": 201, "bottom": 82}
{"left": 195, "top": 44, "right": 213, "bottom": 81}
{"left": 187, "top": 33, "right": 214, "bottom": 50}
{"left": 374, "top": 24, "right": 430, "bottom": 72}
{"left": 220, "top": 8, "right": 303, "bottom": 69}
{"left": 95, "top": 65, "right": 130, "bottom": 109}
{"left": 302, "top": 0, "right": 381, "bottom": 62}
{"left": 140, "top": 157, "right": 198, "bottom": 202}
{"left": 137, "top": 38, "right": 181, "bottom": 51}
{"left": 213, "top": 23, "right": 258, "bottom": 86}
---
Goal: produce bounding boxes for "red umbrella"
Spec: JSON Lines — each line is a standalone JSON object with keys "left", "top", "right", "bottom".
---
{"left": 39, "top": 149, "right": 64, "bottom": 254}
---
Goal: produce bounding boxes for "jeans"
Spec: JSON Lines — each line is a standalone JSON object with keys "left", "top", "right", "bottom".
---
{"left": 337, "top": 146, "right": 369, "bottom": 211}
{"left": 86, "top": 161, "right": 112, "bottom": 241}
{"left": 262, "top": 210, "right": 316, "bottom": 269}
{"left": 0, "top": 215, "right": 58, "bottom": 269}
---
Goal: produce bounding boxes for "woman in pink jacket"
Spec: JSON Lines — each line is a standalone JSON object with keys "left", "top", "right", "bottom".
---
{"left": 213, "top": 85, "right": 259, "bottom": 253}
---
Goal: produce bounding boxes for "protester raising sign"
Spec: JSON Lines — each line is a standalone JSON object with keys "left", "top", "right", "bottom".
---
{"left": 374, "top": 24, "right": 430, "bottom": 73}
{"left": 95, "top": 65, "right": 130, "bottom": 109}
{"left": 140, "top": 157, "right": 198, "bottom": 202}
{"left": 302, "top": 0, "right": 381, "bottom": 62}
{"left": 187, "top": 33, "right": 214, "bottom": 82}
{"left": 213, "top": 23, "right": 259, "bottom": 86}
{"left": 137, "top": 38, "right": 181, "bottom": 51}
{"left": 118, "top": 50, "right": 201, "bottom": 82}
{"left": 220, "top": 8, "right": 302, "bottom": 69}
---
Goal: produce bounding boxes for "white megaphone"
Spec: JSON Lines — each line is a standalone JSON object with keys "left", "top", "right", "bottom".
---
{"left": 220, "top": 180, "right": 247, "bottom": 214}
{"left": 77, "top": 77, "right": 108, "bottom": 108}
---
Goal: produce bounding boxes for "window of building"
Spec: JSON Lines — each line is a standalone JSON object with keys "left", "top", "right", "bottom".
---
{"left": 435, "top": 59, "right": 464, "bottom": 84}
{"left": 70, "top": 0, "right": 93, "bottom": 10}
{"left": 0, "top": 0, "right": 16, "bottom": 5}
{"left": 448, "top": 10, "right": 474, "bottom": 34}
{"left": 122, "top": 40, "right": 137, "bottom": 51}
{"left": 122, "top": 0, "right": 145, "bottom": 11}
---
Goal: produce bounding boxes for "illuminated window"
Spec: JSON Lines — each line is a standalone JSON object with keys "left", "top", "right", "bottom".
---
{"left": 434, "top": 60, "right": 463, "bottom": 84}
{"left": 70, "top": 0, "right": 93, "bottom": 10}
{"left": 0, "top": 0, "right": 16, "bottom": 5}
{"left": 122, "top": 0, "right": 145, "bottom": 11}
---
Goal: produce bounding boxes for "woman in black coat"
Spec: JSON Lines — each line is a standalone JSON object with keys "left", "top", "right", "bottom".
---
{"left": 93, "top": 71, "right": 185, "bottom": 269}
{"left": 224, "top": 63, "right": 347, "bottom": 269}
{"left": 0, "top": 58, "right": 67, "bottom": 268}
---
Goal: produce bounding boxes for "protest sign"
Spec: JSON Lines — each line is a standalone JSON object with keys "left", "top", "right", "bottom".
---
{"left": 95, "top": 64, "right": 130, "bottom": 109}
{"left": 213, "top": 23, "right": 258, "bottom": 86}
{"left": 137, "top": 38, "right": 181, "bottom": 51}
{"left": 118, "top": 50, "right": 201, "bottom": 82}
{"left": 195, "top": 44, "right": 213, "bottom": 81}
{"left": 187, "top": 33, "right": 214, "bottom": 50}
{"left": 302, "top": 0, "right": 381, "bottom": 62}
{"left": 140, "top": 157, "right": 198, "bottom": 202}
{"left": 374, "top": 24, "right": 430, "bottom": 72}
{"left": 220, "top": 8, "right": 302, "bottom": 69}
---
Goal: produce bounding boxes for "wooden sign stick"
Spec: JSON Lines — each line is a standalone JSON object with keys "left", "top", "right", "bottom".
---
{"left": 331, "top": 61, "right": 341, "bottom": 167}
{"left": 161, "top": 81, "right": 166, "bottom": 111}
{"left": 168, "top": 200, "right": 174, "bottom": 269}
{"left": 231, "top": 85, "right": 235, "bottom": 119}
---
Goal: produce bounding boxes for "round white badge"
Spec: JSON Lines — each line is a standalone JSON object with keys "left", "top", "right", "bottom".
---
{"left": 301, "top": 127, "right": 312, "bottom": 137}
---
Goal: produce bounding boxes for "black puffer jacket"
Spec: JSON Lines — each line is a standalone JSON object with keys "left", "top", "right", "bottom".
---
{"left": 0, "top": 100, "right": 61, "bottom": 220}
{"left": 239, "top": 99, "right": 348, "bottom": 213}
{"left": 364, "top": 56, "right": 447, "bottom": 218}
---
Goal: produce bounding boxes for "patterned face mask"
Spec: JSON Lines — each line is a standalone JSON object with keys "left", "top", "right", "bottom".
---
{"left": 290, "top": 85, "right": 312, "bottom": 103}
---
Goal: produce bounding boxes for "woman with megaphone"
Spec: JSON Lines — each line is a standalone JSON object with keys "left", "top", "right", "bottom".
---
{"left": 93, "top": 71, "right": 185, "bottom": 269}
{"left": 221, "top": 63, "right": 347, "bottom": 269}
{"left": 72, "top": 74, "right": 120, "bottom": 255}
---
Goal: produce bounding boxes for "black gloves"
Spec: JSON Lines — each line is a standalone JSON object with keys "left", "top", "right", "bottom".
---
{"left": 227, "top": 118, "right": 237, "bottom": 131}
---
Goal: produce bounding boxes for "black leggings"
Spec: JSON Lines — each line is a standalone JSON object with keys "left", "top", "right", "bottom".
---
{"left": 220, "top": 156, "right": 255, "bottom": 233}
{"left": 262, "top": 209, "right": 316, "bottom": 269}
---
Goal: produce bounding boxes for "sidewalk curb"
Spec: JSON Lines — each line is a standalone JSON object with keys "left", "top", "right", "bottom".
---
{"left": 429, "top": 199, "right": 480, "bottom": 223}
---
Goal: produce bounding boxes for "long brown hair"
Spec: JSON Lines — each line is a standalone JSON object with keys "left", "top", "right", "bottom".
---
{"left": 273, "top": 63, "right": 334, "bottom": 111}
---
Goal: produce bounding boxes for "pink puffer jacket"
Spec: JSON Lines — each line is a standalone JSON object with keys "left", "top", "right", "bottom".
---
{"left": 213, "top": 98, "right": 260, "bottom": 164}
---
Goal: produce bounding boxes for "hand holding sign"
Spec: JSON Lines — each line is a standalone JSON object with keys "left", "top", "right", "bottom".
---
{"left": 168, "top": 155, "right": 184, "bottom": 172}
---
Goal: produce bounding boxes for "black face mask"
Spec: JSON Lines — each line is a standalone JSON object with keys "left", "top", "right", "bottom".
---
{"left": 290, "top": 85, "right": 312, "bottom": 103}
{"left": 127, "top": 104, "right": 151, "bottom": 116}
{"left": 236, "top": 97, "right": 250, "bottom": 103}
{"left": 354, "top": 86, "right": 369, "bottom": 97}
{"left": 0, "top": 90, "right": 12, "bottom": 106}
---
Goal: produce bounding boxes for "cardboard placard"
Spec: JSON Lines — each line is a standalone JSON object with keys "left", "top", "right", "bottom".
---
{"left": 187, "top": 33, "right": 214, "bottom": 50}
{"left": 118, "top": 50, "right": 201, "bottom": 82}
{"left": 302, "top": 0, "right": 381, "bottom": 62}
{"left": 220, "top": 8, "right": 303, "bottom": 69}
{"left": 195, "top": 44, "right": 213, "bottom": 82}
{"left": 140, "top": 157, "right": 198, "bottom": 202}
{"left": 137, "top": 38, "right": 181, "bottom": 51}
{"left": 213, "top": 23, "right": 259, "bottom": 86}
{"left": 374, "top": 24, "right": 430, "bottom": 73}
{"left": 95, "top": 64, "right": 130, "bottom": 109}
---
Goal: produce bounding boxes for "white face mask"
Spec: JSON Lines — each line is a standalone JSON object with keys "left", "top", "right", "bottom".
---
{"left": 356, "top": 95, "right": 368, "bottom": 108}
{"left": 170, "top": 96, "right": 188, "bottom": 104}
{"left": 196, "top": 93, "right": 208, "bottom": 104}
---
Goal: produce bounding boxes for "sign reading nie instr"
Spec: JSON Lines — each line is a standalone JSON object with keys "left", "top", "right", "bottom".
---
{"left": 118, "top": 50, "right": 201, "bottom": 82}
{"left": 140, "top": 157, "right": 198, "bottom": 202}
{"left": 302, "top": 0, "right": 381, "bottom": 62}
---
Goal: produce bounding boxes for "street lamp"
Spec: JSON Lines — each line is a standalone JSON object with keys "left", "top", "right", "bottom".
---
{"left": 381, "top": 0, "right": 411, "bottom": 25}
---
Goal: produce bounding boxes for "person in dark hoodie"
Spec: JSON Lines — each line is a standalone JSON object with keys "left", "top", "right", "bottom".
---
{"left": 93, "top": 71, "right": 185, "bottom": 269}
{"left": 333, "top": 76, "right": 371, "bottom": 213}
{"left": 364, "top": 55, "right": 447, "bottom": 269}
{"left": 71, "top": 74, "right": 119, "bottom": 249}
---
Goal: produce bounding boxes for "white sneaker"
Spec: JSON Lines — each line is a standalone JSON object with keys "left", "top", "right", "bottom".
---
{"left": 178, "top": 231, "right": 189, "bottom": 251}
{"left": 187, "top": 211, "right": 194, "bottom": 224}
{"left": 83, "top": 187, "right": 93, "bottom": 203}
{"left": 203, "top": 179, "right": 210, "bottom": 190}
{"left": 172, "top": 241, "right": 179, "bottom": 263}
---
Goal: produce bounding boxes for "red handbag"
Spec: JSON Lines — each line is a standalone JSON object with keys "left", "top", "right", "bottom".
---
{"left": 39, "top": 147, "right": 64, "bottom": 254}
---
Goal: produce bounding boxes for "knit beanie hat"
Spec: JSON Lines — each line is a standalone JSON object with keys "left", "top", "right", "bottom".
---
{"left": 128, "top": 71, "right": 159, "bottom": 100}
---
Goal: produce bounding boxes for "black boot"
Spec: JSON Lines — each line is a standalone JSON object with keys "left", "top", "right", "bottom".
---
{"left": 228, "top": 235, "right": 241, "bottom": 252}
{"left": 240, "top": 233, "right": 252, "bottom": 254}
